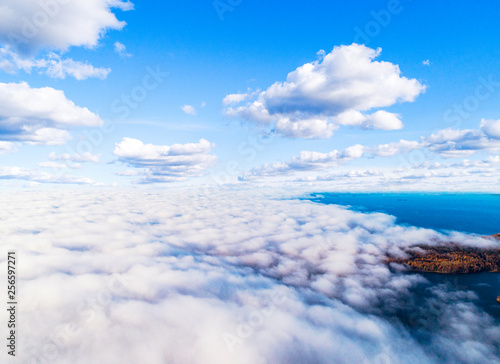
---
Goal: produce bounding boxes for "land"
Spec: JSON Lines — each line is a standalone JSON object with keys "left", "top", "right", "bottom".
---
{"left": 387, "top": 240, "right": 500, "bottom": 274}
{"left": 386, "top": 235, "right": 500, "bottom": 304}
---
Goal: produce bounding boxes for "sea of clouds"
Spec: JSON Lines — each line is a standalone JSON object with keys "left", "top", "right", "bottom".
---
{"left": 0, "top": 189, "right": 499, "bottom": 364}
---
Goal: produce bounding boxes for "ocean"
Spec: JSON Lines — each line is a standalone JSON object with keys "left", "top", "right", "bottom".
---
{"left": 301, "top": 192, "right": 500, "bottom": 235}
{"left": 301, "top": 192, "right": 500, "bottom": 320}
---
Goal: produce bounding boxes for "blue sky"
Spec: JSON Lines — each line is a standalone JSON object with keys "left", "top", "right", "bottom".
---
{"left": 1, "top": 0, "right": 500, "bottom": 189}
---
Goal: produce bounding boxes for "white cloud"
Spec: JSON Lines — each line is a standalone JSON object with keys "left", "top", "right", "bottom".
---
{"left": 38, "top": 161, "right": 81, "bottom": 169}
{"left": 42, "top": 151, "right": 100, "bottom": 170}
{"left": 285, "top": 154, "right": 500, "bottom": 191}
{"left": 20, "top": 126, "right": 72, "bottom": 146}
{"left": 224, "top": 44, "right": 425, "bottom": 138}
{"left": 114, "top": 138, "right": 217, "bottom": 183}
{"left": 424, "top": 125, "right": 500, "bottom": 158}
{"left": 297, "top": 170, "right": 384, "bottom": 182}
{"left": 182, "top": 104, "right": 197, "bottom": 116}
{"left": 369, "top": 140, "right": 421, "bottom": 157}
{"left": 0, "top": 190, "right": 498, "bottom": 363}
{"left": 239, "top": 139, "right": 423, "bottom": 180}
{"left": 222, "top": 90, "right": 258, "bottom": 106}
{"left": 480, "top": 118, "right": 500, "bottom": 139}
{"left": 49, "top": 152, "right": 101, "bottom": 163}
{"left": 240, "top": 119, "right": 500, "bottom": 181}
{"left": 239, "top": 144, "right": 366, "bottom": 180}
{"left": 364, "top": 110, "right": 403, "bottom": 130}
{"left": 0, "top": 0, "right": 134, "bottom": 55}
{"left": 334, "top": 110, "right": 403, "bottom": 130}
{"left": 114, "top": 41, "right": 132, "bottom": 58}
{"left": 0, "top": 141, "right": 16, "bottom": 155}
{"left": 0, "top": 166, "right": 93, "bottom": 184}
{"left": 274, "top": 116, "right": 338, "bottom": 138}
{"left": 423, "top": 60, "right": 431, "bottom": 66}
{"left": 43, "top": 56, "right": 111, "bottom": 80}
{"left": 0, "top": 48, "right": 111, "bottom": 80}
{"left": 0, "top": 82, "right": 103, "bottom": 145}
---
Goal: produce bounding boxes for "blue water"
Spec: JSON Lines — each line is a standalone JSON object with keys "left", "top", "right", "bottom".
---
{"left": 302, "top": 192, "right": 500, "bottom": 320}
{"left": 302, "top": 192, "right": 500, "bottom": 235}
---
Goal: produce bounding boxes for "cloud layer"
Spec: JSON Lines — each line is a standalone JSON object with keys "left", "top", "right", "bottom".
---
{"left": 239, "top": 120, "right": 500, "bottom": 182}
{"left": 224, "top": 44, "right": 425, "bottom": 138}
{"left": 0, "top": 190, "right": 498, "bottom": 364}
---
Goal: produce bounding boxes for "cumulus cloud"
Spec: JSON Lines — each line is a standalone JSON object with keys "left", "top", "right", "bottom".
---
{"left": 424, "top": 124, "right": 500, "bottom": 158}
{"left": 375, "top": 120, "right": 500, "bottom": 159}
{"left": 224, "top": 44, "right": 425, "bottom": 138}
{"left": 0, "top": 82, "right": 103, "bottom": 145}
{"left": 182, "top": 104, "right": 197, "bottom": 116}
{"left": 0, "top": 0, "right": 134, "bottom": 55}
{"left": 0, "top": 48, "right": 111, "bottom": 80}
{"left": 0, "top": 1, "right": 131, "bottom": 80}
{"left": 480, "top": 119, "right": 500, "bottom": 139}
{"left": 113, "top": 138, "right": 217, "bottom": 183}
{"left": 0, "top": 190, "right": 498, "bottom": 363}
{"left": 363, "top": 110, "right": 403, "bottom": 130}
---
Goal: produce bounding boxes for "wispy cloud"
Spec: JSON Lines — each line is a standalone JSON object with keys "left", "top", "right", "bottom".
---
{"left": 0, "top": 48, "right": 111, "bottom": 80}
{"left": 0, "top": 166, "right": 94, "bottom": 184}
{"left": 114, "top": 42, "right": 132, "bottom": 58}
